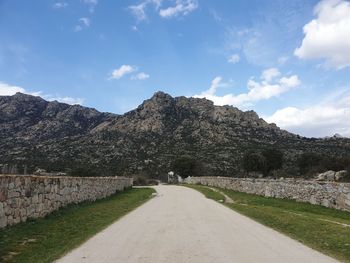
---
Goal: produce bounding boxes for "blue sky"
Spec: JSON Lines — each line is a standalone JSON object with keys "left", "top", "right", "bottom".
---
{"left": 1, "top": 0, "right": 350, "bottom": 137}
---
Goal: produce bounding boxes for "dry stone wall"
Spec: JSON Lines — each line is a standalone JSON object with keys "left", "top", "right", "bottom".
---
{"left": 187, "top": 177, "right": 350, "bottom": 212}
{"left": 0, "top": 175, "right": 133, "bottom": 228}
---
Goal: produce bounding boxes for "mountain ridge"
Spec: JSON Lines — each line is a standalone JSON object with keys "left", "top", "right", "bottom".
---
{"left": 0, "top": 91, "right": 349, "bottom": 177}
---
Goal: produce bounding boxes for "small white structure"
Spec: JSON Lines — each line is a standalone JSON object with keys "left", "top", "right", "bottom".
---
{"left": 167, "top": 171, "right": 177, "bottom": 183}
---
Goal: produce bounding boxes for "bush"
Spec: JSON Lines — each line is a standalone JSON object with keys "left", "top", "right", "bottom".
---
{"left": 297, "top": 153, "right": 350, "bottom": 176}
{"left": 69, "top": 166, "right": 99, "bottom": 177}
{"left": 146, "top": 179, "right": 159, "bottom": 185}
{"left": 172, "top": 155, "right": 202, "bottom": 178}
{"left": 133, "top": 176, "right": 159, "bottom": 186}
{"left": 324, "top": 156, "right": 350, "bottom": 172}
{"left": 133, "top": 176, "right": 147, "bottom": 186}
{"left": 297, "top": 153, "right": 324, "bottom": 175}
{"left": 242, "top": 148, "right": 284, "bottom": 176}
{"left": 262, "top": 149, "right": 283, "bottom": 174}
{"left": 242, "top": 151, "right": 266, "bottom": 174}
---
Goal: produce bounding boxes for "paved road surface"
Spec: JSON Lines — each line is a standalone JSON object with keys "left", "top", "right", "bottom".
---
{"left": 57, "top": 185, "right": 338, "bottom": 263}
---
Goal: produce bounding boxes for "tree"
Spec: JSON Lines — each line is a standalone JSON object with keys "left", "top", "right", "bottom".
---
{"left": 172, "top": 155, "right": 199, "bottom": 178}
{"left": 323, "top": 156, "right": 350, "bottom": 172}
{"left": 262, "top": 148, "right": 284, "bottom": 174}
{"left": 298, "top": 153, "right": 350, "bottom": 176}
{"left": 297, "top": 153, "right": 324, "bottom": 175}
{"left": 242, "top": 151, "right": 266, "bottom": 174}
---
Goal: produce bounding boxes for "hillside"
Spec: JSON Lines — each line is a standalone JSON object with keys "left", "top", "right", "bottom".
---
{"left": 0, "top": 92, "right": 349, "bottom": 177}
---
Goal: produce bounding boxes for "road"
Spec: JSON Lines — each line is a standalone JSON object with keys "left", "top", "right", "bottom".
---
{"left": 57, "top": 185, "right": 338, "bottom": 263}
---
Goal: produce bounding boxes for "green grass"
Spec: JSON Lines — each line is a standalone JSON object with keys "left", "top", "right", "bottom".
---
{"left": 187, "top": 184, "right": 350, "bottom": 262}
{"left": 184, "top": 184, "right": 226, "bottom": 202}
{"left": 0, "top": 187, "right": 155, "bottom": 263}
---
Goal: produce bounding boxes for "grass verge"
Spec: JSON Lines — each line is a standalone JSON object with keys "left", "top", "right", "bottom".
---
{"left": 0, "top": 187, "right": 155, "bottom": 263}
{"left": 186, "top": 184, "right": 350, "bottom": 262}
{"left": 184, "top": 184, "right": 226, "bottom": 202}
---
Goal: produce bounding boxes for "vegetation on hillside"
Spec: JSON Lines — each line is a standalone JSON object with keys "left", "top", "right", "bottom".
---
{"left": 242, "top": 148, "right": 283, "bottom": 176}
{"left": 298, "top": 153, "right": 350, "bottom": 177}
{"left": 241, "top": 148, "right": 350, "bottom": 179}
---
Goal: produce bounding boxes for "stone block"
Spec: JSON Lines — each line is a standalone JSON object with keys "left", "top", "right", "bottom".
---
{"left": 0, "top": 202, "right": 3, "bottom": 217}
{"left": 0, "top": 189, "right": 8, "bottom": 202}
{"left": 32, "top": 194, "right": 39, "bottom": 204}
{"left": 15, "top": 177, "right": 22, "bottom": 187}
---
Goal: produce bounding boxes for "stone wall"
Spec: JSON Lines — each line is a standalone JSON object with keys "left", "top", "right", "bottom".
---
{"left": 187, "top": 177, "right": 350, "bottom": 212}
{"left": 0, "top": 175, "right": 133, "bottom": 228}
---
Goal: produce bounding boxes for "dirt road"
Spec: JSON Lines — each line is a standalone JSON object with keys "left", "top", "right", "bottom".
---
{"left": 57, "top": 185, "right": 338, "bottom": 263}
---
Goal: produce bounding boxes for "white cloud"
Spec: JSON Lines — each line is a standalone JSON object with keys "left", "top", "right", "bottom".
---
{"left": 222, "top": 2, "right": 314, "bottom": 67}
{"left": 196, "top": 77, "right": 228, "bottom": 97}
{"left": 294, "top": 0, "right": 350, "bottom": 69}
{"left": 0, "top": 81, "right": 84, "bottom": 105}
{"left": 266, "top": 89, "right": 350, "bottom": 137}
{"left": 128, "top": 0, "right": 197, "bottom": 21}
{"left": 129, "top": 2, "right": 148, "bottom": 21}
{"left": 261, "top": 68, "right": 281, "bottom": 82}
{"left": 194, "top": 68, "right": 300, "bottom": 107}
{"left": 159, "top": 0, "right": 198, "bottom": 18}
{"left": 131, "top": 72, "right": 150, "bottom": 80}
{"left": 128, "top": 0, "right": 163, "bottom": 21}
{"left": 79, "top": 17, "right": 90, "bottom": 27}
{"left": 47, "top": 96, "right": 84, "bottom": 105}
{"left": 210, "top": 9, "right": 223, "bottom": 22}
{"left": 0, "top": 81, "right": 26, "bottom": 95}
{"left": 227, "top": 54, "right": 240, "bottom": 64}
{"left": 74, "top": 17, "right": 90, "bottom": 32}
{"left": 109, "top": 65, "right": 136, "bottom": 79}
{"left": 82, "top": 0, "right": 98, "bottom": 4}
{"left": 53, "top": 2, "right": 68, "bottom": 9}
{"left": 82, "top": 0, "right": 98, "bottom": 13}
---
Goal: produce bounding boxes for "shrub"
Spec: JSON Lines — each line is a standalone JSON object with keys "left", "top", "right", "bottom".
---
{"left": 133, "top": 176, "right": 147, "bottom": 186}
{"left": 297, "top": 153, "right": 324, "bottom": 175}
{"left": 69, "top": 166, "right": 99, "bottom": 177}
{"left": 262, "top": 148, "right": 284, "bottom": 174}
{"left": 297, "top": 153, "right": 350, "bottom": 176}
{"left": 242, "top": 151, "right": 266, "bottom": 174}
{"left": 172, "top": 155, "right": 202, "bottom": 178}
{"left": 242, "top": 148, "right": 284, "bottom": 176}
{"left": 146, "top": 179, "right": 159, "bottom": 185}
{"left": 324, "top": 156, "right": 350, "bottom": 172}
{"left": 133, "top": 176, "right": 159, "bottom": 186}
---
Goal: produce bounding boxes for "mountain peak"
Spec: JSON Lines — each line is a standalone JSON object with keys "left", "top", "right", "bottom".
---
{"left": 150, "top": 91, "right": 173, "bottom": 102}
{"left": 12, "top": 92, "right": 41, "bottom": 100}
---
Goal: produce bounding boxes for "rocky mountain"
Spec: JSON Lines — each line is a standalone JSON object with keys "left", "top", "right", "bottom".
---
{"left": 0, "top": 92, "right": 349, "bottom": 177}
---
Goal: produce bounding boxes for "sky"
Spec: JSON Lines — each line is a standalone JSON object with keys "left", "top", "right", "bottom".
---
{"left": 0, "top": 0, "right": 350, "bottom": 138}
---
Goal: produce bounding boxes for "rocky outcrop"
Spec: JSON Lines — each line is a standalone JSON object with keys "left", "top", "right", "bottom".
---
{"left": 187, "top": 176, "right": 350, "bottom": 211}
{"left": 316, "top": 170, "right": 348, "bottom": 181}
{"left": 0, "top": 92, "right": 349, "bottom": 177}
{"left": 316, "top": 171, "right": 337, "bottom": 181}
{"left": 0, "top": 175, "right": 132, "bottom": 228}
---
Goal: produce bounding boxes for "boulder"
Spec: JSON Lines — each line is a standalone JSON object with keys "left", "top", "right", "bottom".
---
{"left": 335, "top": 170, "right": 348, "bottom": 181}
{"left": 316, "top": 170, "right": 336, "bottom": 181}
